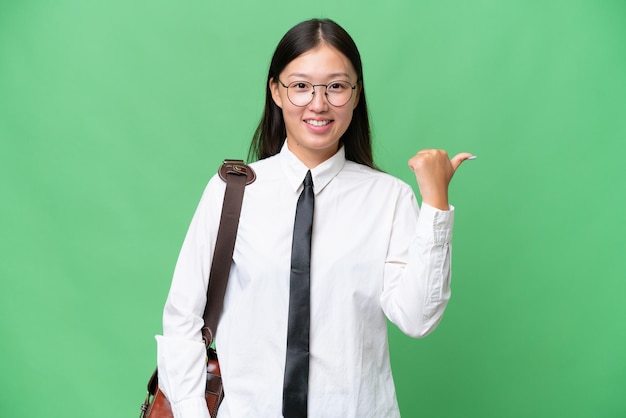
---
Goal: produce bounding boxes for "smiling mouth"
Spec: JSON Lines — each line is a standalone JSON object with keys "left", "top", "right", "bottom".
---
{"left": 304, "top": 119, "right": 332, "bottom": 127}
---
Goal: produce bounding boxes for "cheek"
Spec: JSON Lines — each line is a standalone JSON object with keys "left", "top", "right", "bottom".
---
{"left": 282, "top": 107, "right": 303, "bottom": 129}
{"left": 337, "top": 108, "right": 355, "bottom": 127}
{"left": 281, "top": 105, "right": 295, "bottom": 119}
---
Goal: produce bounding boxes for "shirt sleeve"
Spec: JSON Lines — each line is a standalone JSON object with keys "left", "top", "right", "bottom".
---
{"left": 380, "top": 189, "right": 454, "bottom": 338}
{"left": 155, "top": 175, "right": 224, "bottom": 418}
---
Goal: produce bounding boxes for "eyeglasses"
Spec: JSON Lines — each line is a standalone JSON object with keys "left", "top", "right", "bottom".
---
{"left": 277, "top": 79, "right": 357, "bottom": 107}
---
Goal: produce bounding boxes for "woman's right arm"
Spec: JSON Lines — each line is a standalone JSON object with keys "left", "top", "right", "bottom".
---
{"left": 155, "top": 176, "right": 225, "bottom": 418}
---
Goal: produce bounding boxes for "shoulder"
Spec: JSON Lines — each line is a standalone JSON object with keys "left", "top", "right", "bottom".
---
{"left": 246, "top": 154, "right": 282, "bottom": 182}
{"left": 340, "top": 160, "right": 415, "bottom": 196}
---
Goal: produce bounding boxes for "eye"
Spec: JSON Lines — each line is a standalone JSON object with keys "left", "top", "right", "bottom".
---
{"left": 290, "top": 82, "right": 311, "bottom": 91}
{"left": 327, "top": 81, "right": 350, "bottom": 92}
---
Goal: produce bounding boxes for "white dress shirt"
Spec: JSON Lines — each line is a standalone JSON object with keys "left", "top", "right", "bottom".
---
{"left": 156, "top": 143, "right": 454, "bottom": 418}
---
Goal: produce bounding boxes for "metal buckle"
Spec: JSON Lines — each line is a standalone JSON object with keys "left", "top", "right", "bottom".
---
{"left": 218, "top": 160, "right": 256, "bottom": 185}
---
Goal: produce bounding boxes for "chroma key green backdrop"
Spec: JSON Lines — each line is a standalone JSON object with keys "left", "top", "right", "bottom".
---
{"left": 1, "top": 1, "right": 625, "bottom": 417}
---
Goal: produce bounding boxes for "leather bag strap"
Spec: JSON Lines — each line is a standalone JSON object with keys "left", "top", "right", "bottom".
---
{"left": 144, "top": 160, "right": 255, "bottom": 399}
{"left": 202, "top": 159, "right": 255, "bottom": 345}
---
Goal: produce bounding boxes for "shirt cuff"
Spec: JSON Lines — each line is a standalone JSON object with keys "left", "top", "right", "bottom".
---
{"left": 416, "top": 203, "right": 455, "bottom": 243}
{"left": 171, "top": 397, "right": 212, "bottom": 418}
{"left": 156, "top": 335, "right": 209, "bottom": 411}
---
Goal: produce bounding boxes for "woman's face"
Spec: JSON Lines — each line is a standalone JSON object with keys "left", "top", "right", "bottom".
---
{"left": 270, "top": 44, "right": 360, "bottom": 168}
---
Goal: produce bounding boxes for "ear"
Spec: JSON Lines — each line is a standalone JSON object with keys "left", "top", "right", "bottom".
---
{"left": 352, "top": 82, "right": 362, "bottom": 109}
{"left": 269, "top": 77, "right": 283, "bottom": 109}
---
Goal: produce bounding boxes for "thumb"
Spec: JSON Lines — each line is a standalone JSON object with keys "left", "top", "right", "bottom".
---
{"left": 450, "top": 152, "right": 475, "bottom": 171}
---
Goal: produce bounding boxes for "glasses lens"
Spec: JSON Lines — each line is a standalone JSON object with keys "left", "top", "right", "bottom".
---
{"left": 287, "top": 81, "right": 314, "bottom": 107}
{"left": 325, "top": 81, "right": 353, "bottom": 107}
{"left": 286, "top": 81, "right": 354, "bottom": 107}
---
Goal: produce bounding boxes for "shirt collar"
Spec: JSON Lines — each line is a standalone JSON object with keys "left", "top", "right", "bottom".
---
{"left": 279, "top": 141, "right": 346, "bottom": 195}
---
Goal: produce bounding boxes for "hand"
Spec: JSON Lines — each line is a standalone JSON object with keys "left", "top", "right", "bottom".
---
{"left": 408, "top": 150, "right": 474, "bottom": 210}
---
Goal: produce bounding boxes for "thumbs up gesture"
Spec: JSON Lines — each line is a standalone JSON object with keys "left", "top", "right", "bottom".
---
{"left": 408, "top": 150, "right": 475, "bottom": 211}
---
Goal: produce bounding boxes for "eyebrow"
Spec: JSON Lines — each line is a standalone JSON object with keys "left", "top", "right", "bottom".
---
{"left": 287, "top": 72, "right": 353, "bottom": 80}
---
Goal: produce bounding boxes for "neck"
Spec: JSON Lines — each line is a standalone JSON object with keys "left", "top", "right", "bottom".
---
{"left": 286, "top": 139, "right": 338, "bottom": 169}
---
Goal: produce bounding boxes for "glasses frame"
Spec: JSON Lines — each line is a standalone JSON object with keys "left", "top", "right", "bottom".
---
{"left": 277, "top": 79, "right": 357, "bottom": 107}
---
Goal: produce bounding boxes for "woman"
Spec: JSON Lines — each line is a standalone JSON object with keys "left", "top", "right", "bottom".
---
{"left": 156, "top": 18, "right": 473, "bottom": 418}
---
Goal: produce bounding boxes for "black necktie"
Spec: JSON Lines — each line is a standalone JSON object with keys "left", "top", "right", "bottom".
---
{"left": 283, "top": 170, "right": 314, "bottom": 418}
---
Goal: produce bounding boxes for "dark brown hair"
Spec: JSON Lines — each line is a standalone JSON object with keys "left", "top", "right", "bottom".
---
{"left": 248, "top": 19, "right": 376, "bottom": 169}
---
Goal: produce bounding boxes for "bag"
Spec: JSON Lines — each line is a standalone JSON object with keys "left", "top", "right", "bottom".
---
{"left": 139, "top": 160, "right": 255, "bottom": 418}
{"left": 140, "top": 348, "right": 223, "bottom": 418}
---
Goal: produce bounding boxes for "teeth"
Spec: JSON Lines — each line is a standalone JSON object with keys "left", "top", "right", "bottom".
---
{"left": 306, "top": 120, "right": 331, "bottom": 127}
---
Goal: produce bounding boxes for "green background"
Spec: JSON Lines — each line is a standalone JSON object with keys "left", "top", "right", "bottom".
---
{"left": 1, "top": 0, "right": 624, "bottom": 417}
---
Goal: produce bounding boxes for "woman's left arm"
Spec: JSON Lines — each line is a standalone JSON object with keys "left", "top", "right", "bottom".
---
{"left": 380, "top": 149, "right": 473, "bottom": 337}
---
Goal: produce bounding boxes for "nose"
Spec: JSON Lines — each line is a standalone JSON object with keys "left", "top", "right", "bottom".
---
{"left": 308, "top": 85, "right": 329, "bottom": 111}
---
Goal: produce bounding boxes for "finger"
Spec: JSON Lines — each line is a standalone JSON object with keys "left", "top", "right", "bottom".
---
{"left": 408, "top": 149, "right": 447, "bottom": 171}
{"left": 450, "top": 152, "right": 475, "bottom": 171}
